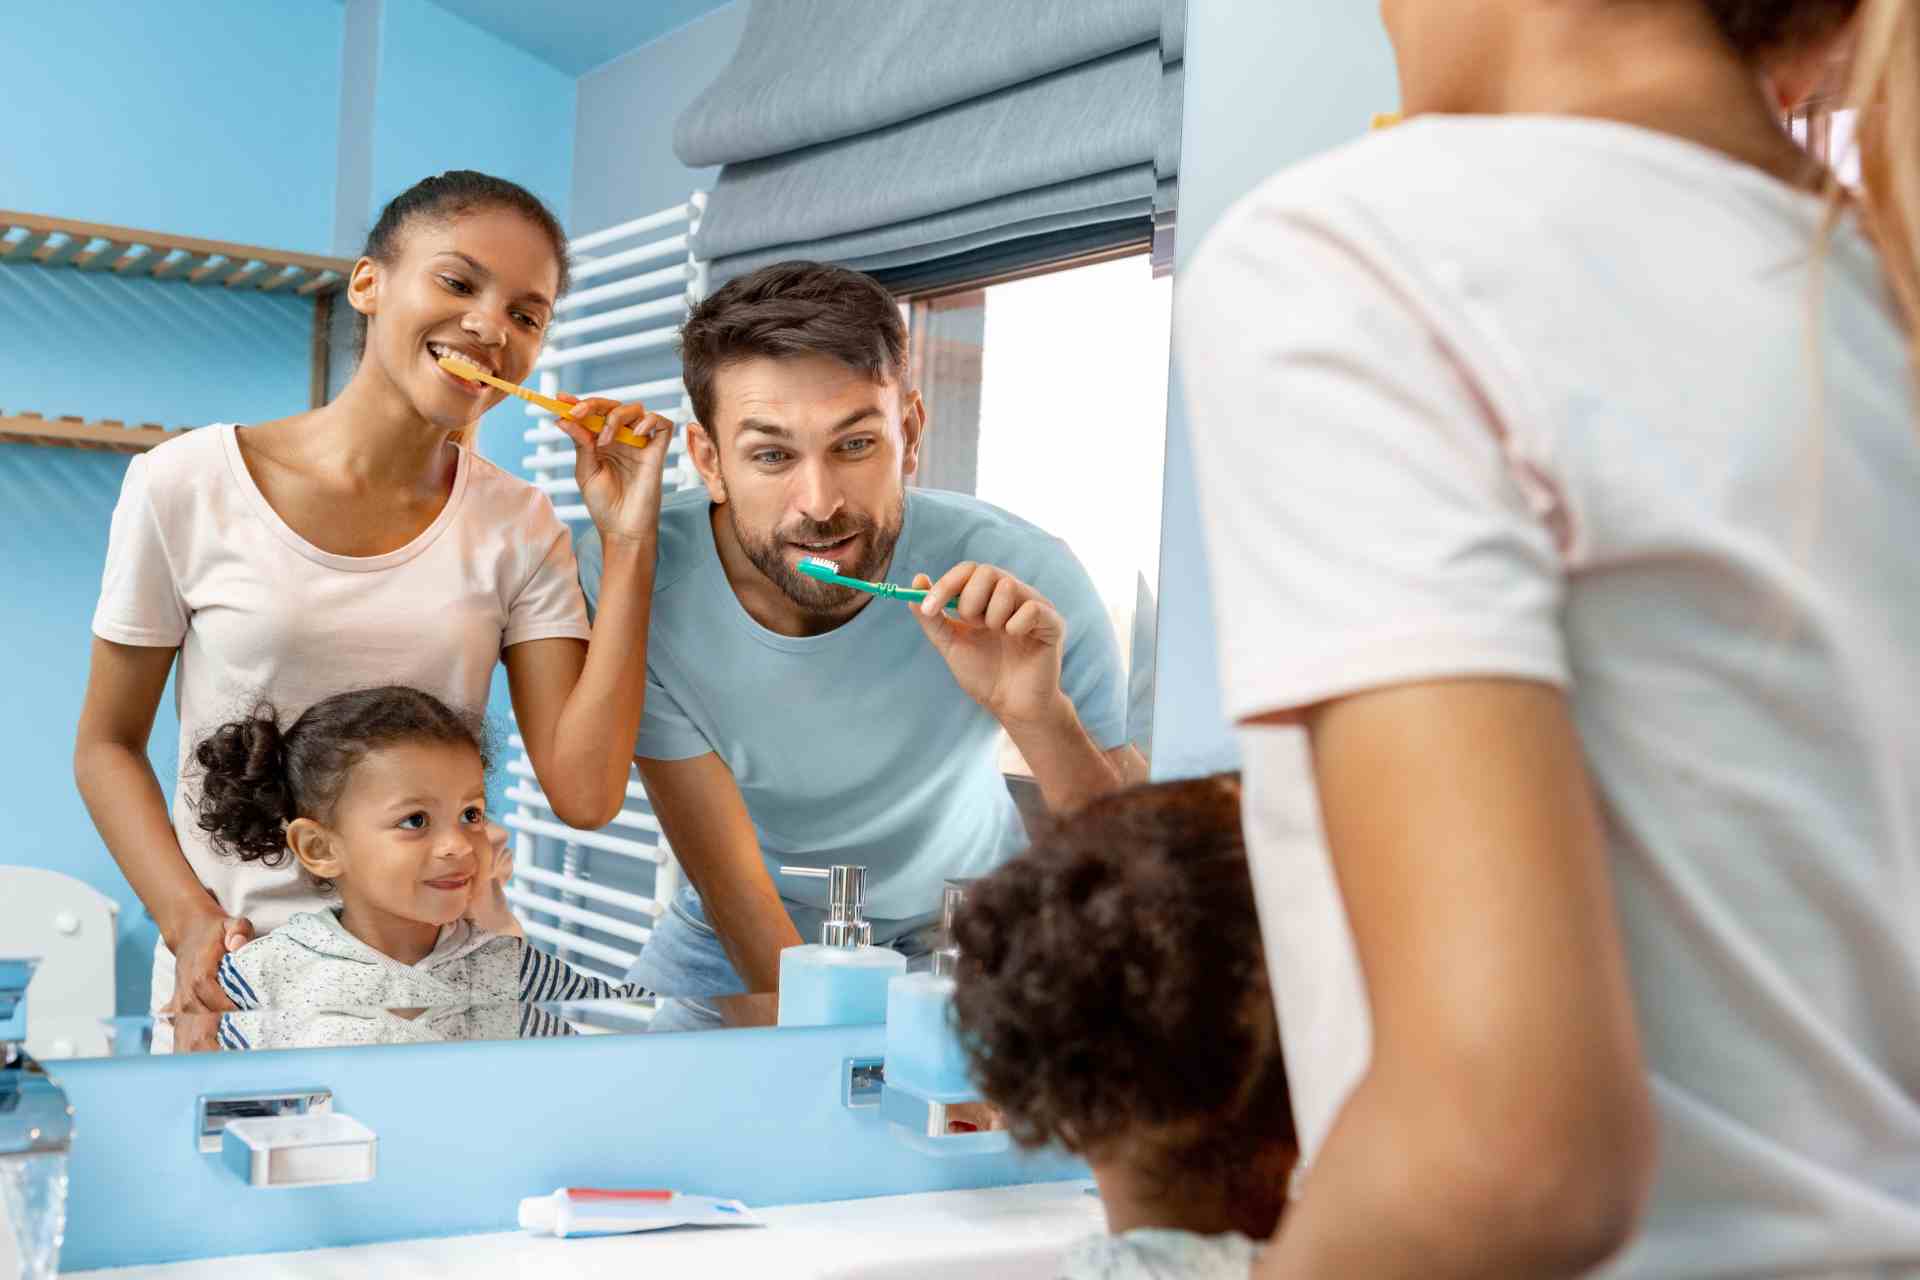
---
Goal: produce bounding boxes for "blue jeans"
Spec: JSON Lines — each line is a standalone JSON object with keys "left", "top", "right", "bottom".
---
{"left": 630, "top": 885, "right": 939, "bottom": 1032}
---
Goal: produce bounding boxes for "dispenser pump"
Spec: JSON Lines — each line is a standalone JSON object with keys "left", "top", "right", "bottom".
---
{"left": 779, "top": 864, "right": 872, "bottom": 948}
{"left": 931, "top": 878, "right": 971, "bottom": 978}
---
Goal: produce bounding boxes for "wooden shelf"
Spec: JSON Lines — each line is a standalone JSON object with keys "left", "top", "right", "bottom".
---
{"left": 0, "top": 412, "right": 190, "bottom": 453}
{"left": 0, "top": 209, "right": 355, "bottom": 295}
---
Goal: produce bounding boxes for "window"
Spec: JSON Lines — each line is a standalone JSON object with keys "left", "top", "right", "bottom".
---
{"left": 904, "top": 248, "right": 1174, "bottom": 774}
{"left": 1789, "top": 102, "right": 1861, "bottom": 188}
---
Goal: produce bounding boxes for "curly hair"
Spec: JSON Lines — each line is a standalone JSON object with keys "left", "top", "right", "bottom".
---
{"left": 191, "top": 686, "right": 491, "bottom": 880}
{"left": 1700, "top": 0, "right": 1860, "bottom": 54}
{"left": 950, "top": 775, "right": 1294, "bottom": 1194}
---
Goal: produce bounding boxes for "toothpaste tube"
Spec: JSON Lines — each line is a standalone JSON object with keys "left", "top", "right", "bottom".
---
{"left": 518, "top": 1187, "right": 762, "bottom": 1238}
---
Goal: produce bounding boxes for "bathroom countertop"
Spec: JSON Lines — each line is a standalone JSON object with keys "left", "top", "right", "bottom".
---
{"left": 74, "top": 1179, "right": 1106, "bottom": 1279}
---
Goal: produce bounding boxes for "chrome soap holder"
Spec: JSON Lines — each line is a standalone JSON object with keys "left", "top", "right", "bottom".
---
{"left": 842, "top": 1056, "right": 1011, "bottom": 1156}
{"left": 879, "top": 1082, "right": 1011, "bottom": 1156}
{"left": 196, "top": 1088, "right": 377, "bottom": 1187}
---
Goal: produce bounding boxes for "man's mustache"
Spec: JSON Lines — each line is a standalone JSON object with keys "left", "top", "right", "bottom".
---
{"left": 782, "top": 516, "right": 874, "bottom": 542}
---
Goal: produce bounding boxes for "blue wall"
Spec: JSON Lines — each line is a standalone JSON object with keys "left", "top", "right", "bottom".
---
{"left": 370, "top": 0, "right": 577, "bottom": 233}
{"left": 0, "top": 269, "right": 317, "bottom": 1016}
{"left": 1, "top": 1, "right": 343, "bottom": 1015}
{"left": 58, "top": 1021, "right": 1082, "bottom": 1270}
{"left": 1149, "top": 1, "right": 1398, "bottom": 778}
{"left": 571, "top": 1, "right": 746, "bottom": 235}
{"left": 0, "top": 1, "right": 342, "bottom": 254}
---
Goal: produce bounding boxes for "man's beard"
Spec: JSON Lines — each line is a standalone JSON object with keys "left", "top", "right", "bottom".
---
{"left": 730, "top": 491, "right": 906, "bottom": 618}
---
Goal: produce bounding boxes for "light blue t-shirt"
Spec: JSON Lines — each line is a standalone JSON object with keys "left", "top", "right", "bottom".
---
{"left": 576, "top": 487, "right": 1127, "bottom": 920}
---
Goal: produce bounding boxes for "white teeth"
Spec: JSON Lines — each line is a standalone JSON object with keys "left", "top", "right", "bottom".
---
{"left": 429, "top": 342, "right": 490, "bottom": 374}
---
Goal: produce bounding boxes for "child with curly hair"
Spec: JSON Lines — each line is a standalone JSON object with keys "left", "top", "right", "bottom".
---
{"left": 949, "top": 775, "right": 1294, "bottom": 1278}
{"left": 190, "top": 685, "right": 646, "bottom": 1048}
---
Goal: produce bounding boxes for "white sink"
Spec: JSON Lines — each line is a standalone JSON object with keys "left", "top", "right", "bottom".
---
{"left": 73, "top": 1181, "right": 1105, "bottom": 1279}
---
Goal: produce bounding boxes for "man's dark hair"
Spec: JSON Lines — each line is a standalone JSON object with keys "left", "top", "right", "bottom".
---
{"left": 678, "top": 261, "right": 910, "bottom": 433}
{"left": 950, "top": 775, "right": 1295, "bottom": 1199}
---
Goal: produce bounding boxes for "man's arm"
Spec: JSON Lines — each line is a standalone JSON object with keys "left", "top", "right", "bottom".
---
{"left": 636, "top": 751, "right": 802, "bottom": 994}
{"left": 1003, "top": 706, "right": 1146, "bottom": 814}
{"left": 909, "top": 564, "right": 1140, "bottom": 815}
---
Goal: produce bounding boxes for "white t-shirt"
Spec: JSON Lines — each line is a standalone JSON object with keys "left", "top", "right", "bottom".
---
{"left": 1181, "top": 116, "right": 1920, "bottom": 1278}
{"left": 91, "top": 423, "right": 590, "bottom": 1010}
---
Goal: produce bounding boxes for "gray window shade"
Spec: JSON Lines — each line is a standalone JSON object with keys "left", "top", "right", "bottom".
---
{"left": 678, "top": 0, "right": 1185, "bottom": 285}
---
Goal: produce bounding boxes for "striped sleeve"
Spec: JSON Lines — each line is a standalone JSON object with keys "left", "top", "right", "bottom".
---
{"left": 517, "top": 1004, "right": 576, "bottom": 1039}
{"left": 217, "top": 953, "right": 261, "bottom": 1010}
{"left": 217, "top": 1013, "right": 251, "bottom": 1051}
{"left": 518, "top": 943, "right": 651, "bottom": 1004}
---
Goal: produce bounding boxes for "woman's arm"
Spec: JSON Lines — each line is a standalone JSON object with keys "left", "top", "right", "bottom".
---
{"left": 1255, "top": 679, "right": 1656, "bottom": 1278}
{"left": 73, "top": 637, "right": 253, "bottom": 1012}
{"left": 505, "top": 398, "right": 674, "bottom": 829}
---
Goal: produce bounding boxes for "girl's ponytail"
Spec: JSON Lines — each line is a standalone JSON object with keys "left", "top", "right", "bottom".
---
{"left": 192, "top": 705, "right": 296, "bottom": 864}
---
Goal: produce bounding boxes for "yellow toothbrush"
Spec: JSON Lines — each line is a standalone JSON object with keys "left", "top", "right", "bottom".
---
{"left": 435, "top": 354, "right": 655, "bottom": 447}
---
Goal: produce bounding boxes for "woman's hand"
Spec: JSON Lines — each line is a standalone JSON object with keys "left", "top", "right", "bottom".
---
{"left": 552, "top": 395, "right": 677, "bottom": 548}
{"left": 166, "top": 908, "right": 254, "bottom": 1014}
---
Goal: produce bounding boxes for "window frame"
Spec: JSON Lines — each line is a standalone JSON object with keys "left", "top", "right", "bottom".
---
{"left": 891, "top": 239, "right": 1169, "bottom": 782}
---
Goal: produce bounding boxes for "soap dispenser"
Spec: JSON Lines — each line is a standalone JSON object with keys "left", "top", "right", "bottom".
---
{"left": 882, "top": 880, "right": 975, "bottom": 1101}
{"left": 775, "top": 865, "right": 907, "bottom": 1027}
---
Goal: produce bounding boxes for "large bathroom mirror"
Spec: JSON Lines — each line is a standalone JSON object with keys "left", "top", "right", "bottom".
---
{"left": 2, "top": 0, "right": 1184, "bottom": 1062}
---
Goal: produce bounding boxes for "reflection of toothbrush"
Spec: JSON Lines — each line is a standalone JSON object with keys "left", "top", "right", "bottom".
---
{"left": 798, "top": 556, "right": 959, "bottom": 611}
{"left": 435, "top": 354, "right": 655, "bottom": 447}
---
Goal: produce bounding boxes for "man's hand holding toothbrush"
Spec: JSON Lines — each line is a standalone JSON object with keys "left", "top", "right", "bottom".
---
{"left": 909, "top": 562, "right": 1143, "bottom": 814}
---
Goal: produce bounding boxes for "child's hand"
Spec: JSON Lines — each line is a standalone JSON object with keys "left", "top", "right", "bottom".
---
{"left": 464, "top": 824, "right": 524, "bottom": 938}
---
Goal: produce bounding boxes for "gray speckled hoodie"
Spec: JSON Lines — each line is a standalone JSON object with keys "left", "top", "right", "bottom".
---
{"left": 214, "top": 909, "right": 645, "bottom": 1049}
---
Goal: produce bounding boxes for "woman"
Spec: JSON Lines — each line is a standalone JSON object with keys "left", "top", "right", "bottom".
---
{"left": 75, "top": 170, "right": 671, "bottom": 1023}
{"left": 1182, "top": 1, "right": 1918, "bottom": 1275}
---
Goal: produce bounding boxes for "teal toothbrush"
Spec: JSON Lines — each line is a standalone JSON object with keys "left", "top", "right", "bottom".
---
{"left": 798, "top": 555, "right": 960, "bottom": 612}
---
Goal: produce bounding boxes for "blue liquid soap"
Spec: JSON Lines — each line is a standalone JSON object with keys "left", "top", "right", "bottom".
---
{"left": 883, "top": 972, "right": 973, "bottom": 1100}
{"left": 777, "top": 944, "right": 906, "bottom": 1027}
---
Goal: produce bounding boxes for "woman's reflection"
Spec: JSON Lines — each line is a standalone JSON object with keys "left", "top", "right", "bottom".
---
{"left": 72, "top": 171, "right": 674, "bottom": 1040}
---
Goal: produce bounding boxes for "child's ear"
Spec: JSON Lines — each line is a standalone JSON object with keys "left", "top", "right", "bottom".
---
{"left": 286, "top": 818, "right": 345, "bottom": 882}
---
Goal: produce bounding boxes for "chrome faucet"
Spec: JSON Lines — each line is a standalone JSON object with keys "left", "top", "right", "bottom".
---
{"left": 1, "top": 958, "right": 74, "bottom": 1162}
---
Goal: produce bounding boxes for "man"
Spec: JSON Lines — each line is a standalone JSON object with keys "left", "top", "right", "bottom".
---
{"left": 577, "top": 260, "right": 1145, "bottom": 1029}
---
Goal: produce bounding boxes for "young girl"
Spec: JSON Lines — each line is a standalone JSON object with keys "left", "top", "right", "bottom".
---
{"left": 75, "top": 170, "right": 673, "bottom": 1025}
{"left": 191, "top": 685, "right": 646, "bottom": 1050}
{"left": 1182, "top": 1, "right": 1919, "bottom": 1275}
{"left": 948, "top": 777, "right": 1296, "bottom": 1279}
